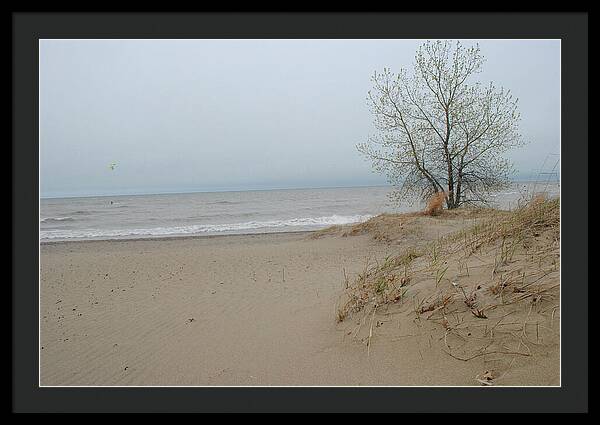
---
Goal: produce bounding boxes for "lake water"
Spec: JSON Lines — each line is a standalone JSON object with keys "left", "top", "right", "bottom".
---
{"left": 40, "top": 182, "right": 559, "bottom": 241}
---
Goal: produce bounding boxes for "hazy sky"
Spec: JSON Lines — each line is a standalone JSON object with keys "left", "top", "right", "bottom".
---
{"left": 40, "top": 39, "right": 560, "bottom": 198}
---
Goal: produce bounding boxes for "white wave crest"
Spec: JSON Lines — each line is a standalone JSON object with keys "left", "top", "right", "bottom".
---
{"left": 40, "top": 216, "right": 75, "bottom": 223}
{"left": 40, "top": 214, "right": 373, "bottom": 240}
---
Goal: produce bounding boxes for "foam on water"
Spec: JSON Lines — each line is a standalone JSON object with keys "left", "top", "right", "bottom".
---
{"left": 40, "top": 216, "right": 76, "bottom": 223}
{"left": 40, "top": 214, "right": 373, "bottom": 241}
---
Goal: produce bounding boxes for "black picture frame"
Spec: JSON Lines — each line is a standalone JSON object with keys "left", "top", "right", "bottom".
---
{"left": 12, "top": 11, "right": 588, "bottom": 413}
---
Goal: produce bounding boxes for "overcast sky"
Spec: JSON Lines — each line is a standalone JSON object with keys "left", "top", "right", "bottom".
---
{"left": 40, "top": 39, "right": 560, "bottom": 198}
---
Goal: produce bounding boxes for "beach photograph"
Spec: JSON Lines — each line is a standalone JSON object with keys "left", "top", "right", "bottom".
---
{"left": 39, "top": 38, "right": 561, "bottom": 387}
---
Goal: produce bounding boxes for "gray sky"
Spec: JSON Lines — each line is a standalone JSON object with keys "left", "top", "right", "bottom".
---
{"left": 40, "top": 39, "right": 560, "bottom": 198}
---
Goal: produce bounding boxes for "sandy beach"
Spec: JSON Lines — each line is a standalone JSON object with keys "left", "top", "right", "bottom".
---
{"left": 40, "top": 208, "right": 560, "bottom": 386}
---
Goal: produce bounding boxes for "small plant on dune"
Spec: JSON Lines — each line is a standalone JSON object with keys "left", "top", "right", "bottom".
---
{"left": 399, "top": 247, "right": 423, "bottom": 265}
{"left": 336, "top": 245, "right": 423, "bottom": 321}
{"left": 429, "top": 244, "right": 439, "bottom": 265}
{"left": 470, "top": 308, "right": 488, "bottom": 319}
{"left": 375, "top": 277, "right": 388, "bottom": 294}
{"left": 336, "top": 309, "right": 348, "bottom": 323}
{"left": 435, "top": 265, "right": 449, "bottom": 287}
{"left": 416, "top": 293, "right": 454, "bottom": 316}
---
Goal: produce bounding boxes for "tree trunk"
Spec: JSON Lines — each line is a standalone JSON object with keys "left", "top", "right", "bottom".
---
{"left": 446, "top": 172, "right": 457, "bottom": 209}
{"left": 455, "top": 171, "right": 463, "bottom": 209}
{"left": 447, "top": 183, "right": 456, "bottom": 209}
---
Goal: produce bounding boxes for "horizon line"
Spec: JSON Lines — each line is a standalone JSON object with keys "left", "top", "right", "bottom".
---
{"left": 40, "top": 178, "right": 558, "bottom": 200}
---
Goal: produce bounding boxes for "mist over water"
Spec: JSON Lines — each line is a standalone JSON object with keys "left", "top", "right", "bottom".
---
{"left": 40, "top": 182, "right": 559, "bottom": 242}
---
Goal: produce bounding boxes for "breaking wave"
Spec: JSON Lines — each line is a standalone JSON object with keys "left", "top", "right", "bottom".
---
{"left": 40, "top": 214, "right": 373, "bottom": 241}
{"left": 40, "top": 216, "right": 75, "bottom": 223}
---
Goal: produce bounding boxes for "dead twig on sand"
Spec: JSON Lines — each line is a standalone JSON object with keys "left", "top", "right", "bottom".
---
{"left": 442, "top": 349, "right": 531, "bottom": 362}
{"left": 367, "top": 304, "right": 378, "bottom": 356}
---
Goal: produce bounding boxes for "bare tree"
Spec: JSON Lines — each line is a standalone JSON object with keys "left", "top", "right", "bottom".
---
{"left": 358, "top": 40, "right": 524, "bottom": 209}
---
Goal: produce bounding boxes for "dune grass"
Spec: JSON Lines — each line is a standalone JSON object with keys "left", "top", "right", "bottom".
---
{"left": 336, "top": 195, "right": 560, "bottom": 324}
{"left": 335, "top": 195, "right": 560, "bottom": 383}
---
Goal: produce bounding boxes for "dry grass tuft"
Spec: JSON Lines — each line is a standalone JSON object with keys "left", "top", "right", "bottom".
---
{"left": 459, "top": 194, "right": 559, "bottom": 254}
{"left": 335, "top": 247, "right": 423, "bottom": 322}
{"left": 424, "top": 192, "right": 447, "bottom": 216}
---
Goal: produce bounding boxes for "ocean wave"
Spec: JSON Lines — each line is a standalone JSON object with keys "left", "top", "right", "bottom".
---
{"left": 182, "top": 211, "right": 258, "bottom": 220}
{"left": 40, "top": 214, "right": 373, "bottom": 240}
{"left": 40, "top": 216, "right": 75, "bottom": 223}
{"left": 210, "top": 200, "right": 240, "bottom": 205}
